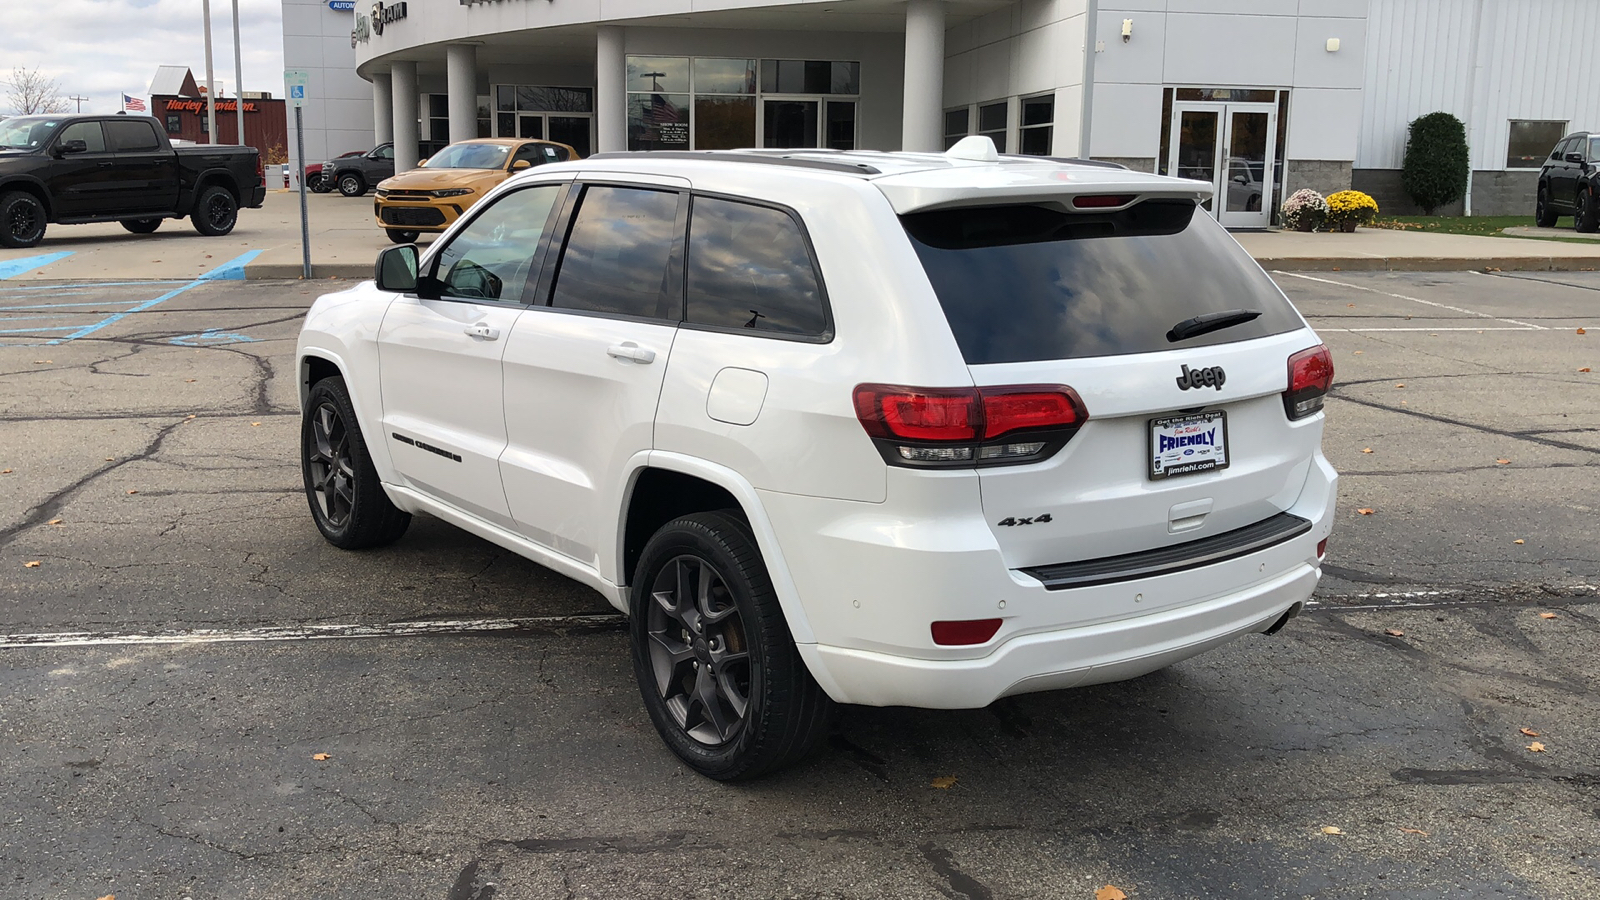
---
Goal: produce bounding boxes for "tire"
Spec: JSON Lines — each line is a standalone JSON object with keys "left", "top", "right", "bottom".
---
{"left": 0, "top": 190, "right": 47, "bottom": 249}
{"left": 300, "top": 376, "right": 410, "bottom": 550}
{"left": 338, "top": 173, "right": 366, "bottom": 197}
{"left": 1535, "top": 185, "right": 1558, "bottom": 228}
{"left": 386, "top": 229, "right": 419, "bottom": 244}
{"left": 191, "top": 185, "right": 239, "bottom": 237}
{"left": 311, "top": 176, "right": 333, "bottom": 194}
{"left": 120, "top": 218, "right": 162, "bottom": 235}
{"left": 1577, "top": 189, "right": 1599, "bottom": 234}
{"left": 630, "top": 511, "right": 833, "bottom": 781}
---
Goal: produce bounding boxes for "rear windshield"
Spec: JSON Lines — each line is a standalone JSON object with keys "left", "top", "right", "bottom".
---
{"left": 902, "top": 200, "right": 1303, "bottom": 364}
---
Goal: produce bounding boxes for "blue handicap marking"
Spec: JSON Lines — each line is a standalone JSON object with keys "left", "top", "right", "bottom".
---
{"left": 290, "top": 86, "right": 305, "bottom": 99}
{"left": 0, "top": 251, "right": 75, "bottom": 280}
{"left": 45, "top": 250, "right": 263, "bottom": 345}
{"left": 169, "top": 329, "right": 258, "bottom": 347}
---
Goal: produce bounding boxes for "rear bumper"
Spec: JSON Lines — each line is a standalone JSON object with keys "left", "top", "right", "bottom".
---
{"left": 245, "top": 185, "right": 266, "bottom": 208}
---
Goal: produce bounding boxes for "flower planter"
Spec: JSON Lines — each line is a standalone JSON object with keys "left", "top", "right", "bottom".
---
{"left": 1339, "top": 220, "right": 1358, "bottom": 233}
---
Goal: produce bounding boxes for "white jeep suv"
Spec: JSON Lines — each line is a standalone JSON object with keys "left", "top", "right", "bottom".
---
{"left": 296, "top": 138, "right": 1337, "bottom": 780}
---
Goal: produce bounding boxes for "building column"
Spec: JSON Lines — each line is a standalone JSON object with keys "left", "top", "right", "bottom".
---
{"left": 372, "top": 71, "right": 394, "bottom": 145}
{"left": 446, "top": 44, "right": 479, "bottom": 144}
{"left": 391, "top": 60, "right": 419, "bottom": 171}
{"left": 902, "top": 0, "right": 946, "bottom": 153}
{"left": 595, "top": 25, "right": 626, "bottom": 153}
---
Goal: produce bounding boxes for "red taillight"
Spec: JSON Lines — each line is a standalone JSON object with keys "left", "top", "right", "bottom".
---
{"left": 1317, "top": 538, "right": 1328, "bottom": 559}
{"left": 931, "top": 618, "right": 1003, "bottom": 646}
{"left": 854, "top": 384, "right": 1087, "bottom": 467}
{"left": 1284, "top": 344, "right": 1334, "bottom": 419}
{"left": 1072, "top": 194, "right": 1134, "bottom": 209}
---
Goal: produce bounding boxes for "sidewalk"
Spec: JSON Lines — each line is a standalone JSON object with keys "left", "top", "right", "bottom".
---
{"left": 2, "top": 190, "right": 1597, "bottom": 283}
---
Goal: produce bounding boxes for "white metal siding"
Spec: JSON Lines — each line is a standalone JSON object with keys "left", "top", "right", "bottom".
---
{"left": 1360, "top": 0, "right": 1600, "bottom": 171}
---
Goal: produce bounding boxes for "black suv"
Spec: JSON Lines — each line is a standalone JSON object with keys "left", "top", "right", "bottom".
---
{"left": 1536, "top": 131, "right": 1599, "bottom": 232}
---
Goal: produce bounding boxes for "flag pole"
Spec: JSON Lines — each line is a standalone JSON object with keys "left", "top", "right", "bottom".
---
{"left": 202, "top": 0, "right": 218, "bottom": 144}
{"left": 232, "top": 0, "right": 245, "bottom": 146}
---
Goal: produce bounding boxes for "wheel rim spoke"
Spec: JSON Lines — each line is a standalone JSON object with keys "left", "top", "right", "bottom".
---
{"left": 645, "top": 551, "right": 752, "bottom": 748}
{"left": 306, "top": 402, "right": 352, "bottom": 527}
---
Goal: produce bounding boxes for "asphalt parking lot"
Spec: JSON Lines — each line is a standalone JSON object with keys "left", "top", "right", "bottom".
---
{"left": 1, "top": 269, "right": 1597, "bottom": 899}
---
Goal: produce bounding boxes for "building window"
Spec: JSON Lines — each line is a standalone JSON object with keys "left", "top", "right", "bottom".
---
{"left": 165, "top": 114, "right": 181, "bottom": 134}
{"left": 624, "top": 56, "right": 857, "bottom": 152}
{"left": 978, "top": 101, "right": 1007, "bottom": 153}
{"left": 1507, "top": 120, "right": 1568, "bottom": 169}
{"left": 1019, "top": 95, "right": 1053, "bottom": 156}
{"left": 943, "top": 108, "right": 969, "bottom": 150}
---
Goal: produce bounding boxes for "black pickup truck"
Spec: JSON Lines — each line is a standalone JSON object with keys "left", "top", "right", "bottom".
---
{"left": 0, "top": 114, "right": 266, "bottom": 248}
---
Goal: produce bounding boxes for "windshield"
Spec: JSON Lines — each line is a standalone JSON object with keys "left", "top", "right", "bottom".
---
{"left": 0, "top": 116, "right": 65, "bottom": 150}
{"left": 423, "top": 144, "right": 511, "bottom": 170}
{"left": 902, "top": 200, "right": 1304, "bottom": 364}
{"left": 1591, "top": 136, "right": 1600, "bottom": 161}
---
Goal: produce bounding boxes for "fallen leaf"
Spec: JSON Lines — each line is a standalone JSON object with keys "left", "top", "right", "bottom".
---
{"left": 1399, "top": 827, "right": 1429, "bottom": 836}
{"left": 312, "top": 753, "right": 332, "bottom": 761}
{"left": 96, "top": 895, "right": 115, "bottom": 900}
{"left": 1384, "top": 628, "right": 1404, "bottom": 637}
{"left": 1361, "top": 447, "right": 1373, "bottom": 454}
{"left": 1539, "top": 612, "right": 1558, "bottom": 619}
{"left": 1353, "top": 350, "right": 1363, "bottom": 355}
{"left": 1521, "top": 728, "right": 1540, "bottom": 737}
{"left": 23, "top": 561, "right": 41, "bottom": 568}
{"left": 1321, "top": 825, "right": 1344, "bottom": 835}
{"left": 1496, "top": 459, "right": 1511, "bottom": 465}
{"left": 1527, "top": 742, "right": 1545, "bottom": 753}
{"left": 1096, "top": 887, "right": 1128, "bottom": 900}
{"left": 1580, "top": 367, "right": 1592, "bottom": 373}
{"left": 126, "top": 490, "right": 138, "bottom": 495}
{"left": 251, "top": 422, "right": 261, "bottom": 427}
{"left": 186, "top": 415, "right": 196, "bottom": 420}
{"left": 1513, "top": 539, "right": 1525, "bottom": 545}
{"left": 1, "top": 468, "right": 11, "bottom": 474}
{"left": 930, "top": 776, "right": 958, "bottom": 789}
{"left": 32, "top": 359, "right": 51, "bottom": 364}
{"left": 184, "top": 379, "right": 196, "bottom": 383}
{"left": 1578, "top": 328, "right": 1587, "bottom": 335}
{"left": 1394, "top": 383, "right": 1405, "bottom": 388}
{"left": 1347, "top": 303, "right": 1356, "bottom": 308}
{"left": 48, "top": 518, "right": 62, "bottom": 526}
{"left": 1356, "top": 508, "right": 1375, "bottom": 515}
{"left": 105, "top": 457, "right": 114, "bottom": 461}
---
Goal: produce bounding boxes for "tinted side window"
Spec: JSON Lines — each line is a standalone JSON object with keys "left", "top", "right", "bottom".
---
{"left": 433, "top": 184, "right": 562, "bottom": 304}
{"left": 57, "top": 121, "right": 107, "bottom": 153}
{"left": 374, "top": 145, "right": 394, "bottom": 160}
{"left": 550, "top": 185, "right": 681, "bottom": 320}
{"left": 686, "top": 196, "right": 828, "bottom": 336}
{"left": 106, "top": 120, "right": 161, "bottom": 152}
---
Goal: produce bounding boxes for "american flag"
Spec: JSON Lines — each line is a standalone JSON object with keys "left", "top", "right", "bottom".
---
{"left": 122, "top": 94, "right": 147, "bottom": 112}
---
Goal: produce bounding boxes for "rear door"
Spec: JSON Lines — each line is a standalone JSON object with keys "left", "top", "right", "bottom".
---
{"left": 45, "top": 121, "right": 117, "bottom": 217}
{"left": 900, "top": 199, "right": 1319, "bottom": 570}
{"left": 105, "top": 119, "right": 176, "bottom": 213}
{"left": 499, "top": 179, "right": 687, "bottom": 570}
{"left": 377, "top": 180, "right": 567, "bottom": 528}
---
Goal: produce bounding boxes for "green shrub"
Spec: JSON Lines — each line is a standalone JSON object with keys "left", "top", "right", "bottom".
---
{"left": 1401, "top": 112, "right": 1469, "bottom": 215}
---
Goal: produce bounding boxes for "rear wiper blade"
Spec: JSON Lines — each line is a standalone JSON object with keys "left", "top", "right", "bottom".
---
{"left": 1167, "top": 308, "right": 1262, "bottom": 343}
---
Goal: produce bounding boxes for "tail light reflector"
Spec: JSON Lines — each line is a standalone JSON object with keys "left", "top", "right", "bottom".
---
{"left": 854, "top": 384, "right": 1087, "bottom": 468}
{"left": 1284, "top": 344, "right": 1334, "bottom": 419}
{"left": 1317, "top": 538, "right": 1328, "bottom": 559}
{"left": 932, "top": 618, "right": 1003, "bottom": 646}
{"left": 1072, "top": 194, "right": 1135, "bottom": 209}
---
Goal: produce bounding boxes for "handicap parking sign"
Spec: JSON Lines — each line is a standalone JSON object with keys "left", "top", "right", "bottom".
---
{"left": 284, "top": 69, "right": 310, "bottom": 109}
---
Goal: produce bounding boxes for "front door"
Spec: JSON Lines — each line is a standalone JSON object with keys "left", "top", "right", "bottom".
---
{"left": 1169, "top": 101, "right": 1277, "bottom": 229}
{"left": 45, "top": 121, "right": 118, "bottom": 218}
{"left": 377, "top": 181, "right": 568, "bottom": 529}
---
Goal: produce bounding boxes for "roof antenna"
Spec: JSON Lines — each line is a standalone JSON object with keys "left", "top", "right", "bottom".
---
{"left": 945, "top": 135, "right": 999, "bottom": 163}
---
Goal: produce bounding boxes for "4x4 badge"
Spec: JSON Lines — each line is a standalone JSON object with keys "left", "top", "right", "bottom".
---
{"left": 1177, "top": 364, "right": 1226, "bottom": 391}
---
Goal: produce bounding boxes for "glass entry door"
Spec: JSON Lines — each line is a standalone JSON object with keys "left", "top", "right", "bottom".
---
{"left": 1168, "top": 101, "right": 1277, "bottom": 228}
{"left": 758, "top": 98, "right": 856, "bottom": 150}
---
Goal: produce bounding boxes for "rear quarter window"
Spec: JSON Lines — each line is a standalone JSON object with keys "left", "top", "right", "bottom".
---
{"left": 685, "top": 195, "right": 829, "bottom": 338}
{"left": 901, "top": 200, "right": 1304, "bottom": 364}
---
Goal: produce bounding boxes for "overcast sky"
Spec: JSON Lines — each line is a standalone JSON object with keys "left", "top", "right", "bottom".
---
{"left": 1, "top": 0, "right": 286, "bottom": 116}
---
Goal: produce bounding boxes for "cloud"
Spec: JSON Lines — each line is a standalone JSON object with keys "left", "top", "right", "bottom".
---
{"left": 1, "top": 0, "right": 285, "bottom": 115}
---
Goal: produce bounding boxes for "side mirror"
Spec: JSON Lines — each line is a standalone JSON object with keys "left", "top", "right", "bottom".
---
{"left": 512, "top": 159, "right": 533, "bottom": 171}
{"left": 54, "top": 139, "right": 89, "bottom": 157}
{"left": 1567, "top": 152, "right": 1587, "bottom": 164}
{"left": 375, "top": 244, "right": 419, "bottom": 293}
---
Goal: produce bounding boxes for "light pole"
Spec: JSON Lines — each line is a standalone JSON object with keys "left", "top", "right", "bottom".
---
{"left": 232, "top": 0, "right": 245, "bottom": 146}
{"left": 202, "top": 0, "right": 218, "bottom": 144}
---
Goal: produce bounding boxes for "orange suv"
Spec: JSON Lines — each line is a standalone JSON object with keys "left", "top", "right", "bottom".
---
{"left": 374, "top": 138, "right": 579, "bottom": 243}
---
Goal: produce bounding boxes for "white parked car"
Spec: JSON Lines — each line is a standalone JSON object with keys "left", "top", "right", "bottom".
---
{"left": 295, "top": 137, "right": 1337, "bottom": 780}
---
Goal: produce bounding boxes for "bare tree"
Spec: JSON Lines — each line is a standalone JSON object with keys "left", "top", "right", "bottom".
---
{"left": 5, "top": 67, "right": 68, "bottom": 116}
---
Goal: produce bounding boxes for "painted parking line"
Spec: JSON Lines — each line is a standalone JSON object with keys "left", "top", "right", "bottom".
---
{"left": 1274, "top": 271, "right": 1547, "bottom": 330}
{"left": 45, "top": 249, "right": 262, "bottom": 345}
{"left": 0, "top": 251, "right": 74, "bottom": 280}
{"left": 0, "top": 614, "right": 627, "bottom": 649}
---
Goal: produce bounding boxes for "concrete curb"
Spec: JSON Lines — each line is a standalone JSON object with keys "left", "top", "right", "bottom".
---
{"left": 1254, "top": 256, "right": 1600, "bottom": 273}
{"left": 245, "top": 262, "right": 375, "bottom": 280}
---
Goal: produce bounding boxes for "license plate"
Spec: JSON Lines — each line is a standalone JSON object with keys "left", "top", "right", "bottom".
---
{"left": 1149, "top": 411, "right": 1229, "bottom": 480}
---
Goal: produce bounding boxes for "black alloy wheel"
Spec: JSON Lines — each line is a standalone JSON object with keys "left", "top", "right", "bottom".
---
{"left": 1578, "top": 189, "right": 1599, "bottom": 234}
{"left": 192, "top": 186, "right": 238, "bottom": 237}
{"left": 0, "top": 191, "right": 47, "bottom": 249}
{"left": 338, "top": 173, "right": 366, "bottom": 197}
{"left": 1535, "top": 186, "right": 1558, "bottom": 227}
{"left": 630, "top": 512, "right": 832, "bottom": 780}
{"left": 120, "top": 218, "right": 162, "bottom": 235}
{"left": 300, "top": 376, "right": 410, "bottom": 549}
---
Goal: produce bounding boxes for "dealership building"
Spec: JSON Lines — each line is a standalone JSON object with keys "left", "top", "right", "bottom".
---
{"left": 281, "top": 0, "right": 1600, "bottom": 222}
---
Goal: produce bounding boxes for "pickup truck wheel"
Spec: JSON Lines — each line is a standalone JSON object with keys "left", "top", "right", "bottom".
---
{"left": 1535, "top": 186, "right": 1558, "bottom": 227}
{"left": 386, "top": 229, "right": 419, "bottom": 244}
{"left": 1578, "top": 189, "right": 1600, "bottom": 234}
{"left": 311, "top": 177, "right": 333, "bottom": 194}
{"left": 338, "top": 173, "right": 366, "bottom": 197}
{"left": 301, "top": 376, "right": 410, "bottom": 550}
{"left": 192, "top": 186, "right": 239, "bottom": 237}
{"left": 631, "top": 512, "right": 833, "bottom": 781}
{"left": 120, "top": 218, "right": 162, "bottom": 235}
{"left": 0, "top": 191, "right": 47, "bottom": 249}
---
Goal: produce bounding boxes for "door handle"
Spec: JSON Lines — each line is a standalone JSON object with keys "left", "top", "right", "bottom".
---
{"left": 607, "top": 342, "right": 656, "bottom": 364}
{"left": 464, "top": 323, "right": 500, "bottom": 340}
{"left": 97, "top": 161, "right": 114, "bottom": 168}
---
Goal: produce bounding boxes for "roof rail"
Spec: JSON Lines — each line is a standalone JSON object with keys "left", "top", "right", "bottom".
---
{"left": 584, "top": 150, "right": 881, "bottom": 176}
{"left": 999, "top": 154, "right": 1130, "bottom": 170}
